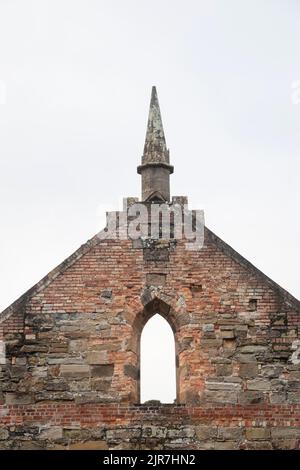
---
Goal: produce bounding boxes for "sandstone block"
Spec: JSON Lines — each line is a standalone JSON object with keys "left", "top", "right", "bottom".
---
{"left": 195, "top": 425, "right": 217, "bottom": 441}
{"left": 239, "top": 345, "right": 268, "bottom": 354}
{"left": 239, "top": 363, "right": 258, "bottom": 378}
{"left": 246, "top": 427, "right": 270, "bottom": 440}
{"left": 87, "top": 351, "right": 108, "bottom": 365}
{"left": 0, "top": 429, "right": 9, "bottom": 440}
{"left": 124, "top": 364, "right": 139, "bottom": 380}
{"left": 218, "top": 427, "right": 243, "bottom": 440}
{"left": 146, "top": 273, "right": 166, "bottom": 286}
{"left": 5, "top": 393, "right": 33, "bottom": 405}
{"left": 220, "top": 330, "right": 235, "bottom": 339}
{"left": 246, "top": 441, "right": 272, "bottom": 450}
{"left": 69, "top": 339, "right": 88, "bottom": 353}
{"left": 238, "top": 391, "right": 264, "bottom": 405}
{"left": 272, "top": 439, "right": 299, "bottom": 450}
{"left": 60, "top": 364, "right": 90, "bottom": 379}
{"left": 271, "top": 427, "right": 300, "bottom": 439}
{"left": 204, "top": 390, "right": 238, "bottom": 404}
{"left": 67, "top": 440, "right": 108, "bottom": 450}
{"left": 287, "top": 392, "right": 300, "bottom": 403}
{"left": 206, "top": 381, "right": 241, "bottom": 391}
{"left": 202, "top": 324, "right": 214, "bottom": 333}
{"left": 91, "top": 378, "right": 111, "bottom": 392}
{"left": 215, "top": 364, "right": 232, "bottom": 376}
{"left": 45, "top": 380, "right": 69, "bottom": 391}
{"left": 38, "top": 427, "right": 63, "bottom": 441}
{"left": 270, "top": 392, "right": 286, "bottom": 404}
{"left": 247, "top": 379, "right": 271, "bottom": 391}
{"left": 90, "top": 364, "right": 114, "bottom": 378}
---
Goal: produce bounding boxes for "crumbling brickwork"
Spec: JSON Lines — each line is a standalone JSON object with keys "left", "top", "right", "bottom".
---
{"left": 1, "top": 404, "right": 300, "bottom": 450}
{"left": 0, "top": 87, "right": 299, "bottom": 449}
{"left": 0, "top": 220, "right": 299, "bottom": 449}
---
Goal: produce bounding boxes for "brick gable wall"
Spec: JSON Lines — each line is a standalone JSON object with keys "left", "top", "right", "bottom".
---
{"left": 0, "top": 223, "right": 299, "bottom": 449}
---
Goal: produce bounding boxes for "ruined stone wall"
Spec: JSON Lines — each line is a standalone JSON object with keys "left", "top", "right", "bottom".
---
{"left": 0, "top": 222, "right": 300, "bottom": 449}
{"left": 0, "top": 404, "right": 300, "bottom": 450}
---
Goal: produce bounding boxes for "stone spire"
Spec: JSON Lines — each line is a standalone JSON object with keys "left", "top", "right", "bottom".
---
{"left": 137, "top": 86, "right": 174, "bottom": 202}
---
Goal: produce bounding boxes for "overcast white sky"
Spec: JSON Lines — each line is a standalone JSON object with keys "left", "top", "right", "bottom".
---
{"left": 0, "top": 1, "right": 299, "bottom": 401}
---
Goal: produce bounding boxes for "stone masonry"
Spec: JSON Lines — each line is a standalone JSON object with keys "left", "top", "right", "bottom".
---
{"left": 0, "top": 87, "right": 300, "bottom": 450}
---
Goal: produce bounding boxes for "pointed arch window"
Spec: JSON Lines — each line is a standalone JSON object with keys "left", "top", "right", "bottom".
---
{"left": 140, "top": 314, "right": 176, "bottom": 404}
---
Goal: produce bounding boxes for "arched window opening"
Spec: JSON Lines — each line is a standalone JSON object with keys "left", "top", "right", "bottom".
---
{"left": 140, "top": 314, "right": 176, "bottom": 404}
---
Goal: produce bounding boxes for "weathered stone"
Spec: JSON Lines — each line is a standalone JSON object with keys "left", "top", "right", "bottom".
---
{"left": 239, "top": 345, "right": 268, "bottom": 354}
{"left": 286, "top": 380, "right": 300, "bottom": 391}
{"left": 247, "top": 379, "right": 271, "bottom": 391}
{"left": 166, "top": 426, "right": 195, "bottom": 439}
{"left": 90, "top": 365, "right": 114, "bottom": 378}
{"left": 146, "top": 273, "right": 166, "bottom": 286}
{"left": 260, "top": 365, "right": 283, "bottom": 379}
{"left": 246, "top": 441, "right": 273, "bottom": 450}
{"left": 201, "top": 339, "right": 222, "bottom": 348}
{"left": 202, "top": 324, "right": 214, "bottom": 333}
{"left": 48, "top": 357, "right": 84, "bottom": 365}
{"left": 0, "top": 429, "right": 9, "bottom": 440}
{"left": 215, "top": 364, "right": 232, "bottom": 376}
{"left": 69, "top": 340, "right": 88, "bottom": 353}
{"left": 222, "top": 339, "right": 236, "bottom": 351}
{"left": 100, "top": 289, "right": 112, "bottom": 299}
{"left": 67, "top": 440, "right": 108, "bottom": 450}
{"left": 92, "top": 342, "right": 122, "bottom": 352}
{"left": 270, "top": 392, "right": 287, "bottom": 404}
{"left": 271, "top": 427, "right": 300, "bottom": 439}
{"left": 45, "top": 380, "right": 69, "bottom": 391}
{"left": 272, "top": 439, "right": 299, "bottom": 450}
{"left": 195, "top": 425, "right": 217, "bottom": 441}
{"left": 15, "top": 357, "right": 27, "bottom": 366}
{"left": 21, "top": 344, "right": 49, "bottom": 353}
{"left": 197, "top": 441, "right": 217, "bottom": 450}
{"left": 235, "top": 354, "right": 258, "bottom": 363}
{"left": 246, "top": 427, "right": 270, "bottom": 440}
{"left": 87, "top": 351, "right": 108, "bottom": 365}
{"left": 239, "top": 363, "right": 258, "bottom": 378}
{"left": 5, "top": 393, "right": 33, "bottom": 405}
{"left": 69, "top": 380, "right": 91, "bottom": 392}
{"left": 17, "top": 441, "right": 45, "bottom": 450}
{"left": 141, "top": 425, "right": 167, "bottom": 438}
{"left": 49, "top": 342, "right": 69, "bottom": 353}
{"left": 220, "top": 330, "right": 235, "bottom": 339}
{"left": 204, "top": 390, "right": 238, "bottom": 404}
{"left": 287, "top": 392, "right": 300, "bottom": 403}
{"left": 35, "top": 391, "right": 74, "bottom": 401}
{"left": 144, "top": 247, "right": 169, "bottom": 262}
{"left": 74, "top": 392, "right": 116, "bottom": 404}
{"left": 238, "top": 391, "right": 264, "bottom": 405}
{"left": 218, "top": 427, "right": 243, "bottom": 441}
{"left": 206, "top": 381, "right": 241, "bottom": 391}
{"left": 124, "top": 364, "right": 139, "bottom": 380}
{"left": 38, "top": 427, "right": 63, "bottom": 440}
{"left": 0, "top": 88, "right": 300, "bottom": 451}
{"left": 91, "top": 379, "right": 111, "bottom": 392}
{"left": 9, "top": 365, "right": 27, "bottom": 379}
{"left": 215, "top": 441, "right": 238, "bottom": 450}
{"left": 60, "top": 365, "right": 90, "bottom": 379}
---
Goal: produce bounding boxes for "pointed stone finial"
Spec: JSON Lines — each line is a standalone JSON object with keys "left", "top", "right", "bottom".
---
{"left": 142, "top": 86, "right": 169, "bottom": 165}
{"left": 137, "top": 87, "right": 174, "bottom": 202}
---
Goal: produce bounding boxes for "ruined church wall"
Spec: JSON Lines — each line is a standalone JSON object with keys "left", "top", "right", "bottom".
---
{"left": 0, "top": 230, "right": 300, "bottom": 448}
{"left": 0, "top": 404, "right": 300, "bottom": 450}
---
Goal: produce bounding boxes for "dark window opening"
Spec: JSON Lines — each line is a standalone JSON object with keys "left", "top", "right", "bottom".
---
{"left": 249, "top": 299, "right": 258, "bottom": 311}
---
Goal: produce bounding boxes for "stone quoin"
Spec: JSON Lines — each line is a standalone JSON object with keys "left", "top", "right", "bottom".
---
{"left": 0, "top": 87, "right": 300, "bottom": 450}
